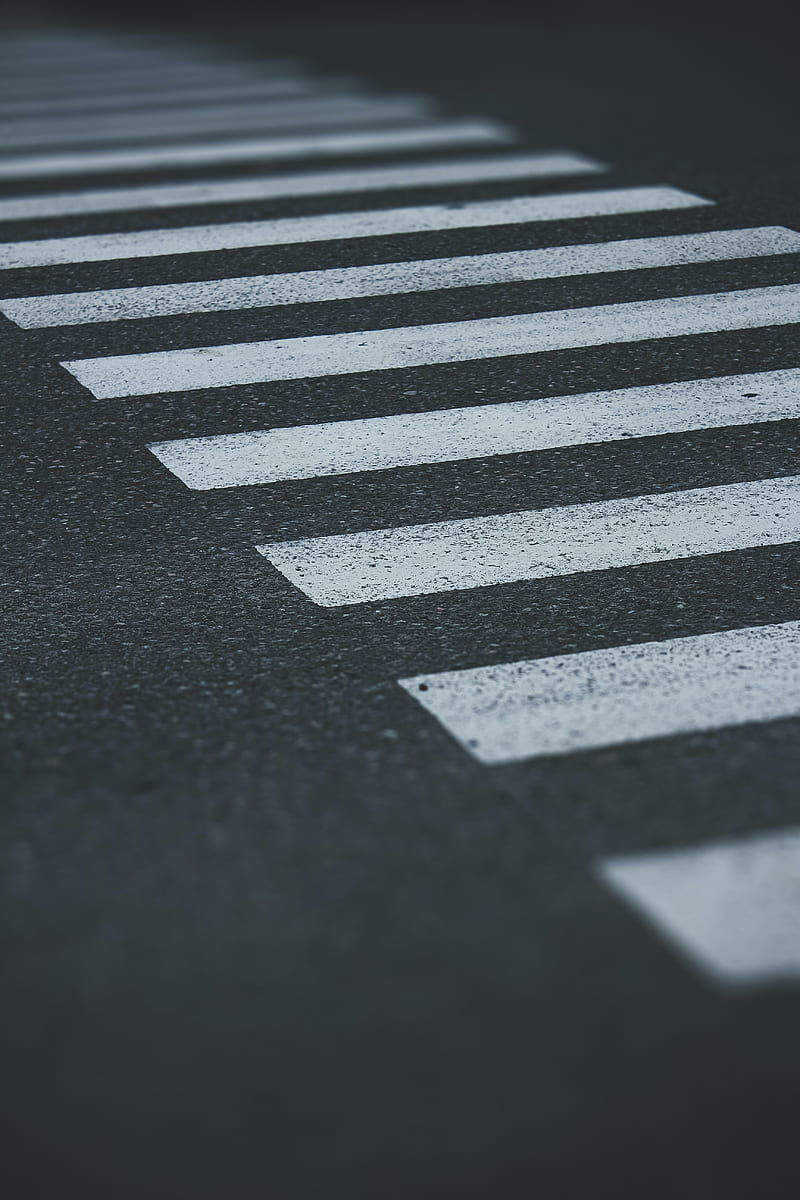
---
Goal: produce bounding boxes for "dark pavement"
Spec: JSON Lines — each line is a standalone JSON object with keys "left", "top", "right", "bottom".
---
{"left": 2, "top": 7, "right": 799, "bottom": 1197}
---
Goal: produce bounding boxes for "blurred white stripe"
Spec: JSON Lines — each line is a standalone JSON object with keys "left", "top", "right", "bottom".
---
{"left": 599, "top": 823, "right": 800, "bottom": 983}
{"left": 0, "top": 151, "right": 603, "bottom": 221}
{"left": 0, "top": 78, "right": 333, "bottom": 117}
{"left": 0, "top": 119, "right": 513, "bottom": 181}
{"left": 0, "top": 94, "right": 436, "bottom": 151}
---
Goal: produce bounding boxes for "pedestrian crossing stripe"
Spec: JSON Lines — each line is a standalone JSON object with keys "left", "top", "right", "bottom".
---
{"left": 0, "top": 118, "right": 514, "bottom": 181}
{"left": 11, "top": 226, "right": 797, "bottom": 328}
{"left": 0, "top": 94, "right": 437, "bottom": 150}
{"left": 0, "top": 84, "right": 393, "bottom": 134}
{"left": 146, "top": 369, "right": 800, "bottom": 488}
{"left": 0, "top": 59, "right": 300, "bottom": 94}
{"left": 400, "top": 621, "right": 800, "bottom": 764}
{"left": 0, "top": 186, "right": 705, "bottom": 269}
{"left": 0, "top": 77, "right": 347, "bottom": 118}
{"left": 257, "top": 476, "right": 800, "bottom": 606}
{"left": 61, "top": 284, "right": 800, "bottom": 397}
{"left": 0, "top": 151, "right": 605, "bottom": 223}
{"left": 597, "top": 823, "right": 800, "bottom": 983}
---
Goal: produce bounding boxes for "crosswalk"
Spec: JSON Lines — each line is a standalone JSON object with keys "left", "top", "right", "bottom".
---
{"left": 3, "top": 26, "right": 799, "bottom": 984}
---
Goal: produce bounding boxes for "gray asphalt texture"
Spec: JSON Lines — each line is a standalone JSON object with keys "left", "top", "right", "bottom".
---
{"left": 2, "top": 9, "right": 799, "bottom": 1198}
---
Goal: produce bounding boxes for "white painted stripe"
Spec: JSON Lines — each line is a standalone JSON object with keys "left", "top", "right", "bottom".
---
{"left": 258, "top": 477, "right": 800, "bottom": 606}
{"left": 0, "top": 61, "right": 289, "bottom": 93}
{"left": 0, "top": 78, "right": 333, "bottom": 117}
{"left": 0, "top": 51, "right": 190, "bottom": 69}
{"left": 0, "top": 52, "right": 233, "bottom": 70}
{"left": 0, "top": 95, "right": 436, "bottom": 150}
{"left": 0, "top": 32, "right": 278, "bottom": 50}
{"left": 1, "top": 55, "right": 303, "bottom": 82}
{"left": 10, "top": 227, "right": 792, "bottom": 327}
{"left": 0, "top": 53, "right": 246, "bottom": 75}
{"left": 147, "top": 369, "right": 800, "bottom": 488}
{"left": 0, "top": 36, "right": 185, "bottom": 54}
{"left": 401, "top": 622, "right": 800, "bottom": 765}
{"left": 0, "top": 74, "right": 279, "bottom": 104}
{"left": 0, "top": 119, "right": 513, "bottom": 181}
{"left": 0, "top": 37, "right": 282, "bottom": 62}
{"left": 0, "top": 67, "right": 307, "bottom": 100}
{"left": 0, "top": 186, "right": 706, "bottom": 270}
{"left": 0, "top": 152, "right": 606, "bottom": 222}
{"left": 62, "top": 285, "right": 800, "bottom": 398}
{"left": 0, "top": 89, "right": 381, "bottom": 141}
{"left": 0, "top": 33, "right": 240, "bottom": 54}
{"left": 0, "top": 47, "right": 299, "bottom": 66}
{"left": 0, "top": 46, "right": 213, "bottom": 65}
{"left": 598, "top": 824, "right": 800, "bottom": 983}
{"left": 0, "top": 44, "right": 276, "bottom": 65}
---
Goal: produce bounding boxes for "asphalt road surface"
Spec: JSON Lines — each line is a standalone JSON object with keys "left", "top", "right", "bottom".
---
{"left": 2, "top": 7, "right": 799, "bottom": 1197}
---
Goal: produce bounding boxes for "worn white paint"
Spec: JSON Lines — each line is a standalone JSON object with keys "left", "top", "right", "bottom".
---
{"left": 0, "top": 60, "right": 291, "bottom": 95}
{"left": 146, "top": 369, "right": 800, "bottom": 488}
{"left": 257, "top": 476, "right": 800, "bottom": 605}
{"left": 0, "top": 151, "right": 605, "bottom": 222}
{"left": 400, "top": 621, "right": 800, "bottom": 765}
{"left": 0, "top": 119, "right": 513, "bottom": 181}
{"left": 0, "top": 78, "right": 332, "bottom": 117}
{"left": 0, "top": 186, "right": 703, "bottom": 270}
{"left": 0, "top": 82, "right": 361, "bottom": 127}
{"left": 0, "top": 50, "right": 301, "bottom": 75}
{"left": 598, "top": 823, "right": 800, "bottom": 984}
{"left": 0, "top": 94, "right": 435, "bottom": 150}
{"left": 0, "top": 37, "right": 300, "bottom": 73}
{"left": 62, "top": 284, "right": 800, "bottom": 397}
{"left": 9, "top": 226, "right": 792, "bottom": 327}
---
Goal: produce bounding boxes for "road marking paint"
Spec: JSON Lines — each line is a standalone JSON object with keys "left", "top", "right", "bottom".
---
{"left": 0, "top": 61, "right": 295, "bottom": 95}
{"left": 4, "top": 184, "right": 704, "bottom": 270}
{"left": 598, "top": 823, "right": 800, "bottom": 983}
{"left": 10, "top": 226, "right": 792, "bottom": 326}
{"left": 257, "top": 476, "right": 800, "bottom": 605}
{"left": 0, "top": 118, "right": 513, "bottom": 181}
{"left": 400, "top": 621, "right": 800, "bottom": 764}
{"left": 146, "top": 369, "right": 800, "bottom": 488}
{"left": 0, "top": 73, "right": 280, "bottom": 105}
{"left": 62, "top": 284, "right": 800, "bottom": 397}
{"left": 0, "top": 78, "right": 337, "bottom": 117}
{"left": 0, "top": 41, "right": 175, "bottom": 62}
{"left": 0, "top": 36, "right": 301, "bottom": 70}
{"left": 0, "top": 33, "right": 274, "bottom": 57}
{"left": 0, "top": 94, "right": 436, "bottom": 150}
{"left": 0, "top": 151, "right": 605, "bottom": 222}
{"left": 0, "top": 87, "right": 378, "bottom": 137}
{"left": 0, "top": 48, "right": 228, "bottom": 68}
{"left": 0, "top": 62, "right": 265, "bottom": 83}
